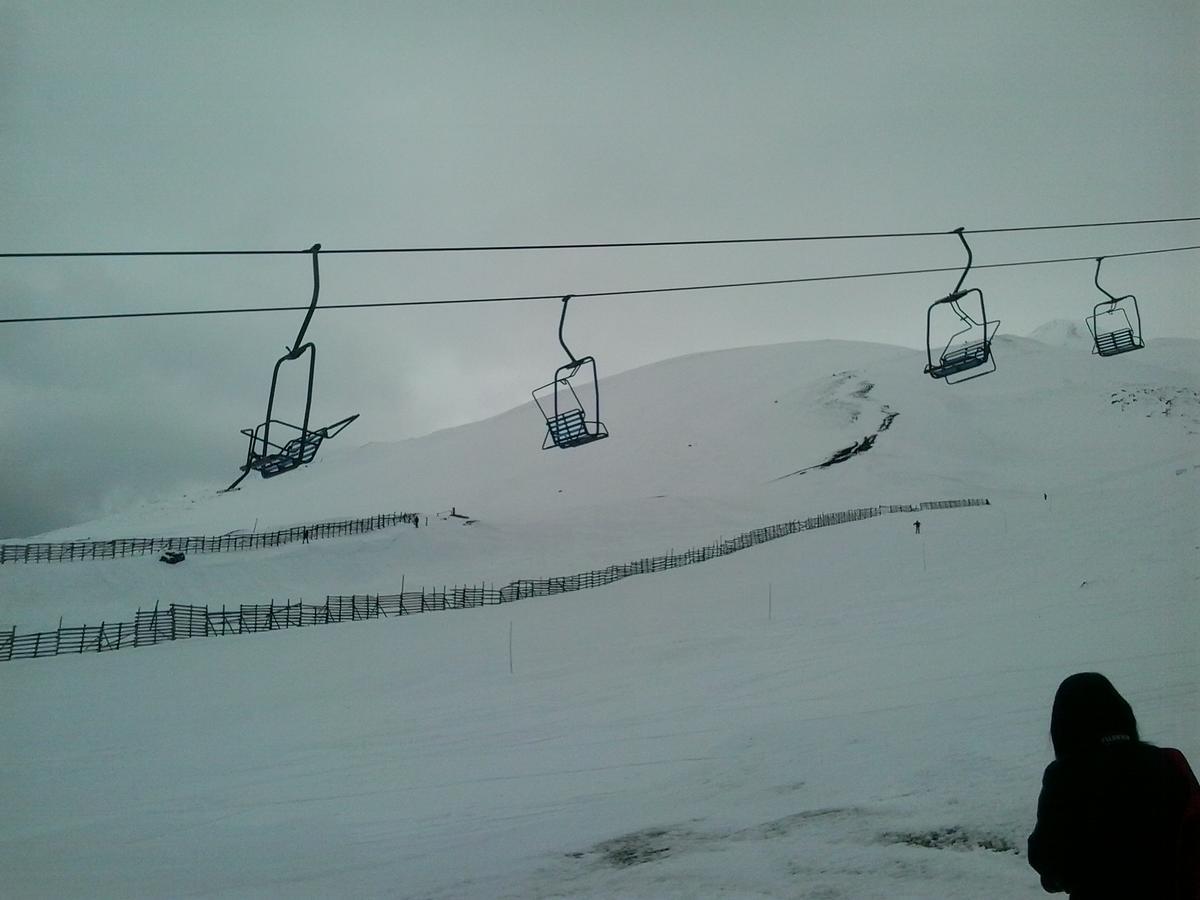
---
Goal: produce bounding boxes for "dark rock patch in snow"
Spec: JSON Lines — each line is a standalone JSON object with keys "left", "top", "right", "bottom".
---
{"left": 879, "top": 826, "right": 1019, "bottom": 855}
{"left": 774, "top": 407, "right": 898, "bottom": 481}
{"left": 569, "top": 827, "right": 691, "bottom": 869}
{"left": 568, "top": 808, "right": 858, "bottom": 871}
{"left": 1109, "top": 386, "right": 1200, "bottom": 433}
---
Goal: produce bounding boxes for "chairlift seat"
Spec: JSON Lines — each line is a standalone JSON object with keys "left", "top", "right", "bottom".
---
{"left": 257, "top": 455, "right": 298, "bottom": 478}
{"left": 236, "top": 413, "right": 358, "bottom": 484}
{"left": 545, "top": 408, "right": 607, "bottom": 449}
{"left": 258, "top": 434, "right": 323, "bottom": 478}
{"left": 548, "top": 409, "right": 588, "bottom": 446}
{"left": 1094, "top": 327, "right": 1142, "bottom": 357}
{"left": 258, "top": 455, "right": 299, "bottom": 478}
{"left": 281, "top": 434, "right": 322, "bottom": 463}
{"left": 927, "top": 340, "right": 991, "bottom": 379}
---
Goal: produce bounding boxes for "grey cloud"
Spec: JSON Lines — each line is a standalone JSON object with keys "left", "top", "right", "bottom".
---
{"left": 1, "top": 1, "right": 1197, "bottom": 536}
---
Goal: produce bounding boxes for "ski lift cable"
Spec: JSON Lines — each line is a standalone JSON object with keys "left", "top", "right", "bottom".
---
{"left": 1, "top": 243, "right": 1197, "bottom": 326}
{"left": 1, "top": 216, "right": 1198, "bottom": 259}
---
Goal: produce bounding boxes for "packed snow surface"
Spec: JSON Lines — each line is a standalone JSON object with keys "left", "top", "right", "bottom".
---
{"left": 2, "top": 332, "right": 1197, "bottom": 898}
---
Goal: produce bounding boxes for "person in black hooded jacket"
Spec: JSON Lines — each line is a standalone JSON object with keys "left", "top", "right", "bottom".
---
{"left": 1027, "top": 672, "right": 1200, "bottom": 899}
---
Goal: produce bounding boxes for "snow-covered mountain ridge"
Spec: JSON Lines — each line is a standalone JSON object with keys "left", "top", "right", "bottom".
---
{"left": 3, "top": 332, "right": 1196, "bottom": 631}
{"left": 22, "top": 332, "right": 1199, "bottom": 542}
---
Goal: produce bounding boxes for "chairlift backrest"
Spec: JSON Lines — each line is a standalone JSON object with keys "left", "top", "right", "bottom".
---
{"left": 254, "top": 341, "right": 317, "bottom": 467}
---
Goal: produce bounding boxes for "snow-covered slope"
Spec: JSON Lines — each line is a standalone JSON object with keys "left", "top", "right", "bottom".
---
{"left": 1025, "top": 318, "right": 1096, "bottom": 351}
{"left": 4, "top": 334, "right": 1196, "bottom": 630}
{"left": 1, "top": 331, "right": 1197, "bottom": 898}
{"left": 23, "top": 334, "right": 1198, "bottom": 541}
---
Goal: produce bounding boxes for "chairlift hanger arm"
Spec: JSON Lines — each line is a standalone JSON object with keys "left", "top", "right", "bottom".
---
{"left": 1093, "top": 256, "right": 1134, "bottom": 305}
{"left": 952, "top": 227, "right": 972, "bottom": 296}
{"left": 557, "top": 294, "right": 580, "bottom": 365}
{"left": 288, "top": 244, "right": 321, "bottom": 356}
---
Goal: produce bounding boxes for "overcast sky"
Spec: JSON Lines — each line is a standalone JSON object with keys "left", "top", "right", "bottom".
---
{"left": 2, "top": 0, "right": 1197, "bottom": 538}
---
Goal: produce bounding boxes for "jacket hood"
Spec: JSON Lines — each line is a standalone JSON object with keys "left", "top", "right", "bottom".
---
{"left": 1050, "top": 672, "right": 1140, "bottom": 760}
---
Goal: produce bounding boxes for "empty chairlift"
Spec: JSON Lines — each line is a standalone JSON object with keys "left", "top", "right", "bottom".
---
{"left": 532, "top": 295, "right": 609, "bottom": 449}
{"left": 1087, "top": 256, "right": 1145, "bottom": 357}
{"left": 225, "top": 245, "right": 358, "bottom": 491}
{"left": 924, "top": 227, "right": 1000, "bottom": 384}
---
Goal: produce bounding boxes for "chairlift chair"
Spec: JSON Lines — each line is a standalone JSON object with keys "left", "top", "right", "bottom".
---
{"left": 1087, "top": 256, "right": 1144, "bottom": 357}
{"left": 532, "top": 295, "right": 609, "bottom": 449}
{"left": 924, "top": 228, "right": 1000, "bottom": 384}
{"left": 225, "top": 245, "right": 359, "bottom": 491}
{"left": 238, "top": 343, "right": 359, "bottom": 478}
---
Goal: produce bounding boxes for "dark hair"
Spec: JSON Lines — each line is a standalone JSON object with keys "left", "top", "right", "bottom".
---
{"left": 1050, "top": 672, "right": 1139, "bottom": 759}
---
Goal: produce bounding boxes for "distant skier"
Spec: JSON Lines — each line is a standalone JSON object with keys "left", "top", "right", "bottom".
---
{"left": 302, "top": 528, "right": 309, "bottom": 544}
{"left": 913, "top": 520, "right": 921, "bottom": 535}
{"left": 1044, "top": 493, "right": 1048, "bottom": 501}
{"left": 414, "top": 517, "right": 419, "bottom": 529}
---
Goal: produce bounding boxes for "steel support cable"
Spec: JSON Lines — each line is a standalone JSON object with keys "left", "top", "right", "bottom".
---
{"left": 1, "top": 243, "right": 1197, "bottom": 325}
{"left": 1, "top": 216, "right": 1198, "bottom": 259}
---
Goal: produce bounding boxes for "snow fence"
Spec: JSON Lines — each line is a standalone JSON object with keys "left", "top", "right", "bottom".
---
{"left": 0, "top": 513, "right": 418, "bottom": 565}
{"left": 2, "top": 498, "right": 989, "bottom": 662}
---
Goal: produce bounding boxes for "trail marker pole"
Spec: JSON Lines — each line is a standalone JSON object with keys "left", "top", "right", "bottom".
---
{"left": 508, "top": 621, "right": 514, "bottom": 675}
{"left": 768, "top": 583, "right": 773, "bottom": 621}
{"left": 922, "top": 541, "right": 927, "bottom": 572}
